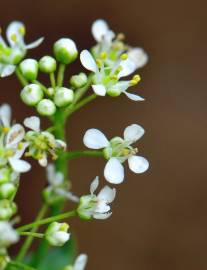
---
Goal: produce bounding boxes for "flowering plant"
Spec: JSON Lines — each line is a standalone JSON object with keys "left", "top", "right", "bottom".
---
{"left": 0, "top": 19, "right": 149, "bottom": 270}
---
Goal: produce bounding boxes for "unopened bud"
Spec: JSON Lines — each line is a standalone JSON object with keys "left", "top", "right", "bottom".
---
{"left": 45, "top": 222, "right": 70, "bottom": 246}
{"left": 0, "top": 183, "right": 16, "bottom": 199}
{"left": 54, "top": 87, "right": 74, "bottom": 107}
{"left": 70, "top": 73, "right": 87, "bottom": 88}
{"left": 0, "top": 200, "right": 17, "bottom": 220}
{"left": 39, "top": 56, "right": 57, "bottom": 73}
{"left": 21, "top": 84, "right": 43, "bottom": 106}
{"left": 19, "top": 59, "right": 38, "bottom": 81}
{"left": 37, "top": 99, "right": 56, "bottom": 116}
{"left": 53, "top": 38, "right": 78, "bottom": 64}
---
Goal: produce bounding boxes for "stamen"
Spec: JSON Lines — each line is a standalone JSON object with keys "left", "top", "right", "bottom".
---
{"left": 117, "top": 33, "right": 125, "bottom": 41}
{"left": 10, "top": 33, "right": 17, "bottom": 43}
{"left": 99, "top": 52, "right": 107, "bottom": 60}
{"left": 2, "top": 127, "right": 9, "bottom": 133}
{"left": 120, "top": 53, "right": 128, "bottom": 60}
{"left": 18, "top": 26, "right": 25, "bottom": 35}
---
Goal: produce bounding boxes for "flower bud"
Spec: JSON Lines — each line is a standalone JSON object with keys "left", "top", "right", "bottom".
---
{"left": 0, "top": 168, "right": 11, "bottom": 185}
{"left": 54, "top": 87, "right": 74, "bottom": 107}
{"left": 0, "top": 200, "right": 17, "bottom": 220}
{"left": 70, "top": 73, "right": 87, "bottom": 88}
{"left": 0, "top": 183, "right": 16, "bottom": 199}
{"left": 45, "top": 87, "right": 55, "bottom": 97}
{"left": 37, "top": 99, "right": 56, "bottom": 116}
{"left": 45, "top": 222, "right": 70, "bottom": 246}
{"left": 39, "top": 56, "right": 57, "bottom": 73}
{"left": 53, "top": 38, "right": 78, "bottom": 64}
{"left": 19, "top": 59, "right": 38, "bottom": 81}
{"left": 107, "top": 87, "right": 122, "bottom": 97}
{"left": 21, "top": 84, "right": 44, "bottom": 106}
{"left": 0, "top": 221, "right": 19, "bottom": 247}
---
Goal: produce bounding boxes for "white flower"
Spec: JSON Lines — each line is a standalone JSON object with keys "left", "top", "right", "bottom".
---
{"left": 0, "top": 221, "right": 19, "bottom": 248}
{"left": 0, "top": 21, "right": 44, "bottom": 77}
{"left": 83, "top": 124, "right": 149, "bottom": 184}
{"left": 64, "top": 254, "right": 88, "bottom": 270}
{"left": 24, "top": 116, "right": 66, "bottom": 166}
{"left": 0, "top": 104, "right": 11, "bottom": 128}
{"left": 77, "top": 177, "right": 116, "bottom": 220}
{"left": 80, "top": 49, "right": 144, "bottom": 101}
{"left": 45, "top": 222, "right": 70, "bottom": 247}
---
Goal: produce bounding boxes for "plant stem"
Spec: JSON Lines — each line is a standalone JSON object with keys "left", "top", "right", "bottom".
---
{"left": 57, "top": 63, "right": 65, "bottom": 87}
{"left": 66, "top": 93, "right": 97, "bottom": 117}
{"left": 73, "top": 73, "right": 93, "bottom": 104}
{"left": 20, "top": 232, "right": 44, "bottom": 238}
{"left": 8, "top": 261, "right": 37, "bottom": 270}
{"left": 64, "top": 150, "right": 104, "bottom": 160}
{"left": 15, "top": 67, "right": 28, "bottom": 87}
{"left": 16, "top": 204, "right": 48, "bottom": 262}
{"left": 50, "top": 72, "right": 56, "bottom": 88}
{"left": 17, "top": 210, "right": 76, "bottom": 233}
{"left": 33, "top": 80, "right": 48, "bottom": 94}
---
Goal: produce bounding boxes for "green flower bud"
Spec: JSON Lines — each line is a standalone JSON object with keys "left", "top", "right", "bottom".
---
{"left": 70, "top": 72, "right": 87, "bottom": 88}
{"left": 45, "top": 87, "right": 55, "bottom": 97}
{"left": 54, "top": 87, "right": 74, "bottom": 107}
{"left": 0, "top": 183, "right": 16, "bottom": 199}
{"left": 53, "top": 38, "right": 78, "bottom": 64}
{"left": 107, "top": 87, "right": 122, "bottom": 97}
{"left": 45, "top": 222, "right": 70, "bottom": 247}
{"left": 19, "top": 59, "right": 38, "bottom": 81}
{"left": 39, "top": 56, "right": 57, "bottom": 73}
{"left": 37, "top": 99, "right": 56, "bottom": 116}
{"left": 0, "top": 200, "right": 17, "bottom": 220}
{"left": 0, "top": 168, "right": 10, "bottom": 185}
{"left": 21, "top": 84, "right": 44, "bottom": 106}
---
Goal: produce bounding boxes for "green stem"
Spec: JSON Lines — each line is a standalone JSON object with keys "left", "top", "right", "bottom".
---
{"left": 20, "top": 232, "right": 44, "bottom": 238}
{"left": 73, "top": 73, "right": 93, "bottom": 104}
{"left": 17, "top": 210, "right": 76, "bottom": 233}
{"left": 66, "top": 93, "right": 97, "bottom": 117}
{"left": 16, "top": 204, "right": 48, "bottom": 262}
{"left": 50, "top": 72, "right": 56, "bottom": 88}
{"left": 64, "top": 150, "right": 104, "bottom": 160}
{"left": 8, "top": 261, "right": 37, "bottom": 270}
{"left": 33, "top": 80, "right": 48, "bottom": 94}
{"left": 57, "top": 63, "right": 65, "bottom": 87}
{"left": 15, "top": 67, "right": 28, "bottom": 87}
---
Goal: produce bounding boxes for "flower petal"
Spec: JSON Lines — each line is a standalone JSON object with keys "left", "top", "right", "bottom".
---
{"left": 128, "top": 155, "right": 149, "bottom": 173}
{"left": 24, "top": 116, "right": 40, "bottom": 132}
{"left": 104, "top": 158, "right": 124, "bottom": 184}
{"left": 124, "top": 124, "right": 145, "bottom": 142}
{"left": 118, "top": 59, "right": 136, "bottom": 78}
{"left": 0, "top": 64, "right": 16, "bottom": 77}
{"left": 97, "top": 186, "right": 116, "bottom": 203}
{"left": 93, "top": 212, "right": 112, "bottom": 220}
{"left": 25, "top": 37, "right": 44, "bottom": 49}
{"left": 0, "top": 104, "right": 11, "bottom": 127}
{"left": 39, "top": 154, "right": 48, "bottom": 167}
{"left": 128, "top": 47, "right": 148, "bottom": 69}
{"left": 123, "top": 91, "right": 145, "bottom": 101}
{"left": 90, "top": 176, "right": 99, "bottom": 194}
{"left": 91, "top": 19, "right": 109, "bottom": 42}
{"left": 74, "top": 254, "right": 88, "bottom": 270}
{"left": 80, "top": 50, "right": 97, "bottom": 72}
{"left": 6, "top": 21, "right": 25, "bottom": 47}
{"left": 9, "top": 158, "right": 31, "bottom": 173}
{"left": 6, "top": 124, "right": 25, "bottom": 146}
{"left": 83, "top": 129, "right": 109, "bottom": 149}
{"left": 92, "top": 84, "right": 106, "bottom": 96}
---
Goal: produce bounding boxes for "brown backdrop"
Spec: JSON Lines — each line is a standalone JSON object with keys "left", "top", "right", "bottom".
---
{"left": 1, "top": 0, "right": 207, "bottom": 269}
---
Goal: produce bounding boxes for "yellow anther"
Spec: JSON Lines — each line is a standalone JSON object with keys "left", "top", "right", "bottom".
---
{"left": 17, "top": 142, "right": 23, "bottom": 150}
{"left": 10, "top": 33, "right": 17, "bottom": 43}
{"left": 96, "top": 59, "right": 102, "bottom": 68}
{"left": 129, "top": 80, "right": 138, "bottom": 86}
{"left": 6, "top": 149, "right": 14, "bottom": 158}
{"left": 19, "top": 26, "right": 25, "bottom": 35}
{"left": 120, "top": 53, "right": 128, "bottom": 60}
{"left": 133, "top": 74, "right": 141, "bottom": 82}
{"left": 2, "top": 127, "right": 9, "bottom": 133}
{"left": 110, "top": 75, "right": 118, "bottom": 80}
{"left": 117, "top": 33, "right": 125, "bottom": 41}
{"left": 99, "top": 52, "right": 107, "bottom": 59}
{"left": 25, "top": 152, "right": 31, "bottom": 157}
{"left": 0, "top": 27, "right": 2, "bottom": 35}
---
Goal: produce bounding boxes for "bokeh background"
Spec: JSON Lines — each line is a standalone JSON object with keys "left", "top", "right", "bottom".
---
{"left": 1, "top": 0, "right": 207, "bottom": 269}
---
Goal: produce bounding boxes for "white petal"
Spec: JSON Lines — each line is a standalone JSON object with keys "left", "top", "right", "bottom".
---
{"left": 128, "top": 155, "right": 149, "bottom": 173}
{"left": 55, "top": 140, "right": 67, "bottom": 150}
{"left": 6, "top": 21, "right": 25, "bottom": 47}
{"left": 91, "top": 19, "right": 109, "bottom": 42}
{"left": 104, "top": 158, "right": 124, "bottom": 184}
{"left": 128, "top": 47, "right": 148, "bottom": 69}
{"left": 92, "top": 84, "right": 106, "bottom": 96}
{"left": 6, "top": 124, "right": 25, "bottom": 146}
{"left": 93, "top": 212, "right": 112, "bottom": 220}
{"left": 0, "top": 64, "right": 16, "bottom": 77}
{"left": 74, "top": 254, "right": 88, "bottom": 270}
{"left": 39, "top": 154, "right": 48, "bottom": 167}
{"left": 96, "top": 200, "right": 110, "bottom": 213}
{"left": 111, "top": 81, "right": 130, "bottom": 92}
{"left": 124, "top": 91, "right": 145, "bottom": 101}
{"left": 98, "top": 186, "right": 116, "bottom": 203}
{"left": 12, "top": 143, "right": 28, "bottom": 159}
{"left": 83, "top": 129, "right": 109, "bottom": 149}
{"left": 90, "top": 176, "right": 99, "bottom": 194}
{"left": 24, "top": 116, "right": 40, "bottom": 132}
{"left": 124, "top": 124, "right": 145, "bottom": 142}
{"left": 9, "top": 158, "right": 31, "bottom": 173}
{"left": 118, "top": 59, "right": 136, "bottom": 78}
{"left": 0, "top": 104, "right": 11, "bottom": 127}
{"left": 25, "top": 37, "right": 44, "bottom": 49}
{"left": 80, "top": 50, "right": 97, "bottom": 72}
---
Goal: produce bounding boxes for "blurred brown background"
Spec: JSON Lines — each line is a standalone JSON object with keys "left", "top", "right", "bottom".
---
{"left": 1, "top": 0, "right": 207, "bottom": 269}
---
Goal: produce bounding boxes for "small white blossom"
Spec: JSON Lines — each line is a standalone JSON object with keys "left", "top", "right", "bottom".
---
{"left": 0, "top": 221, "right": 19, "bottom": 248}
{"left": 64, "top": 254, "right": 88, "bottom": 270}
{"left": 77, "top": 177, "right": 116, "bottom": 220}
{"left": 83, "top": 124, "right": 149, "bottom": 184}
{"left": 0, "top": 21, "right": 44, "bottom": 77}
{"left": 24, "top": 116, "right": 66, "bottom": 166}
{"left": 45, "top": 222, "right": 70, "bottom": 247}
